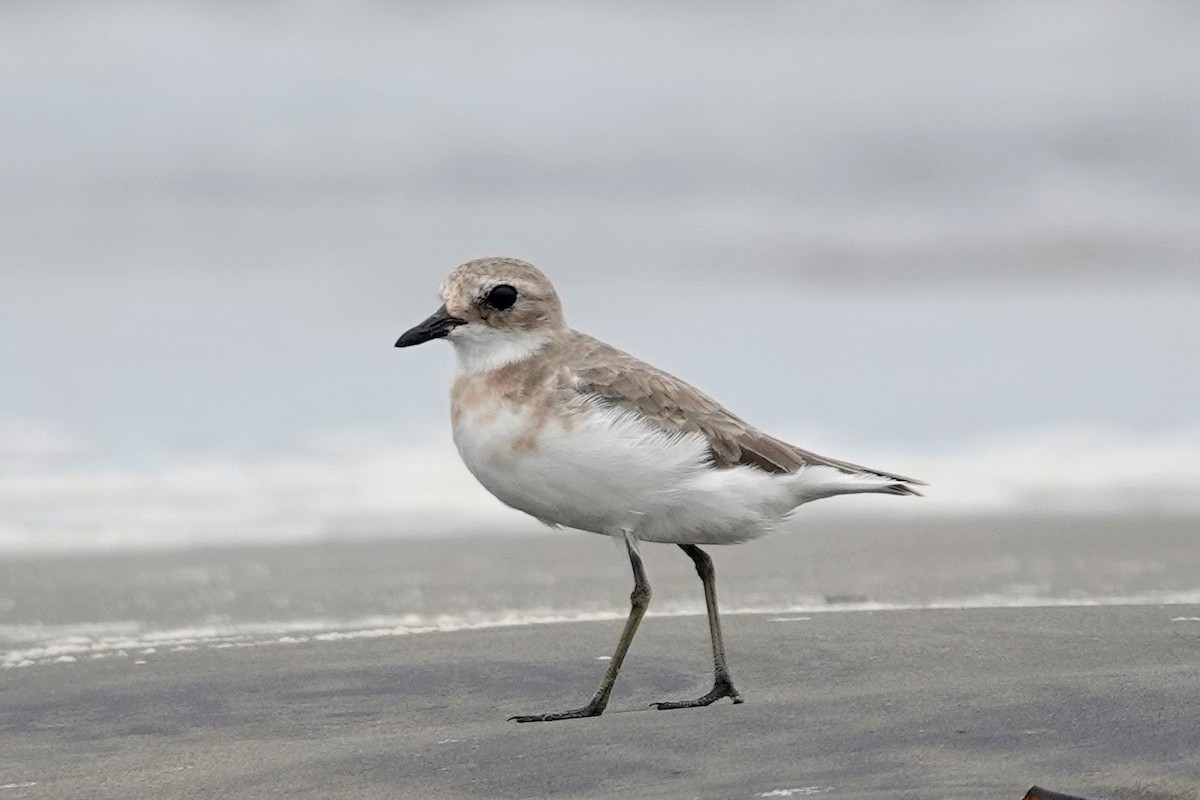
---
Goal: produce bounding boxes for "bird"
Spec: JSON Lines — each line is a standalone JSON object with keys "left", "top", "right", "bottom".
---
{"left": 395, "top": 256, "right": 924, "bottom": 723}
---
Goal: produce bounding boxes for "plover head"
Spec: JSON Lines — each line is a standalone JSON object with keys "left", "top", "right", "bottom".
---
{"left": 396, "top": 257, "right": 566, "bottom": 371}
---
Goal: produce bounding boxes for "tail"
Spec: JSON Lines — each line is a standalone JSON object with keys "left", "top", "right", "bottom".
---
{"left": 788, "top": 464, "right": 925, "bottom": 506}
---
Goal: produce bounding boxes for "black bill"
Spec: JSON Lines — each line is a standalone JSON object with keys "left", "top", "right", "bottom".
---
{"left": 395, "top": 305, "right": 466, "bottom": 347}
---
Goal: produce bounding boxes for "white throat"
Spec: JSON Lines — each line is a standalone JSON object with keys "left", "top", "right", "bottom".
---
{"left": 448, "top": 325, "right": 554, "bottom": 374}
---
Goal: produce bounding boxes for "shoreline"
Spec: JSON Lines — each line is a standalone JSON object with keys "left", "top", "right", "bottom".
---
{"left": 7, "top": 592, "right": 1200, "bottom": 672}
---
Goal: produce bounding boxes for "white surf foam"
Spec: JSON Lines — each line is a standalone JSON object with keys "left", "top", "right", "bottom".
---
{"left": 5, "top": 590, "right": 1199, "bottom": 669}
{"left": 2, "top": 421, "right": 1199, "bottom": 554}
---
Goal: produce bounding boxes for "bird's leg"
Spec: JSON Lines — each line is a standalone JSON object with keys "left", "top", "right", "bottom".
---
{"left": 652, "top": 544, "right": 744, "bottom": 710}
{"left": 509, "top": 532, "right": 651, "bottom": 723}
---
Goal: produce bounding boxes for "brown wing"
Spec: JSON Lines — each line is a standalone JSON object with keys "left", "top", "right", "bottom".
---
{"left": 563, "top": 333, "right": 925, "bottom": 484}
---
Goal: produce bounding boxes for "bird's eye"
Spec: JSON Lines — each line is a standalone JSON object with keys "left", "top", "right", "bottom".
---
{"left": 484, "top": 284, "right": 518, "bottom": 311}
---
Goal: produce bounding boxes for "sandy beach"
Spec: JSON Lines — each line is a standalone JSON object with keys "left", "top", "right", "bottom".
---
{"left": 4, "top": 604, "right": 1199, "bottom": 800}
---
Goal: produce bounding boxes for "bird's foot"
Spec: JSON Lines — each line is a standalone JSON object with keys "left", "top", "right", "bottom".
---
{"left": 508, "top": 701, "right": 605, "bottom": 723}
{"left": 651, "top": 676, "right": 743, "bottom": 710}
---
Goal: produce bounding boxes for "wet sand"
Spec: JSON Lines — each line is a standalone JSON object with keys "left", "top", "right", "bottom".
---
{"left": 3, "top": 605, "right": 1199, "bottom": 800}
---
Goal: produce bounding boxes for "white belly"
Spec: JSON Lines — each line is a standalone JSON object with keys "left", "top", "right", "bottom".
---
{"left": 451, "top": 400, "right": 798, "bottom": 543}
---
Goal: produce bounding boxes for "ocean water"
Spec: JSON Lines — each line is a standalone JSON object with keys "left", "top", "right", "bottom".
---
{"left": 4, "top": 515, "right": 1198, "bottom": 669}
{"left": 2, "top": 3, "right": 1199, "bottom": 551}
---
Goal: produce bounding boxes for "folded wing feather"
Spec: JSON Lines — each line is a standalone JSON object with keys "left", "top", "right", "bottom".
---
{"left": 564, "top": 333, "right": 925, "bottom": 485}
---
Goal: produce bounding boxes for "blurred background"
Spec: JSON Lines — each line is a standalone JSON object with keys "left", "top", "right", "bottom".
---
{"left": 2, "top": 1, "right": 1199, "bottom": 557}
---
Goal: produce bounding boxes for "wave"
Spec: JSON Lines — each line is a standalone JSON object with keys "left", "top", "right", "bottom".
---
{"left": 2, "top": 421, "right": 1199, "bottom": 554}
